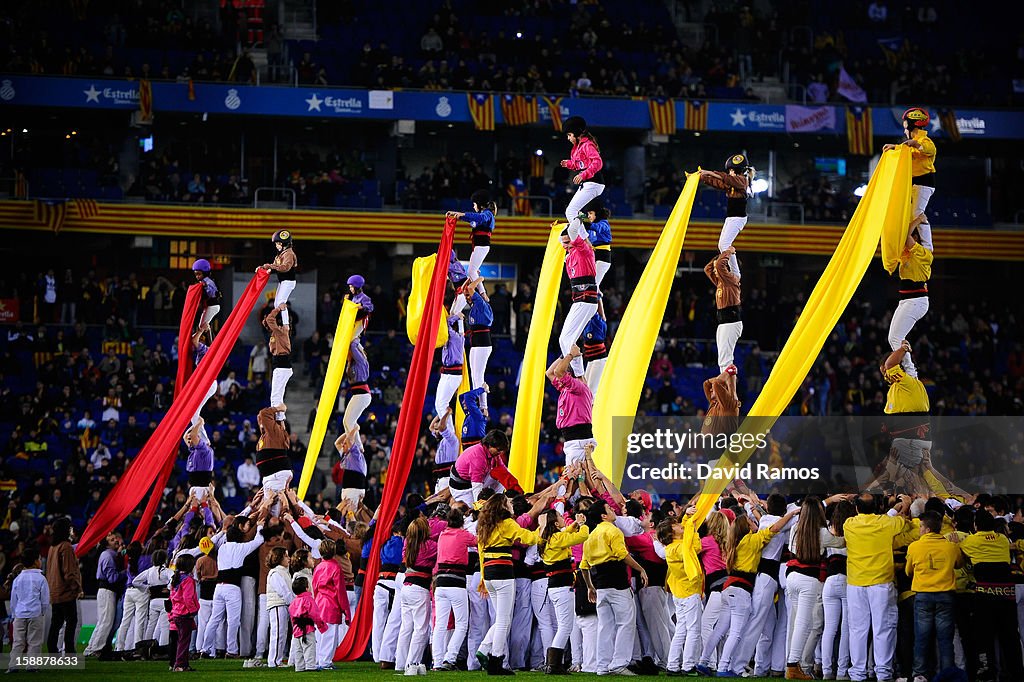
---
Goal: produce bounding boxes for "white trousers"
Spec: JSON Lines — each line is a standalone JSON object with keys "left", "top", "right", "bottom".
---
{"left": 270, "top": 367, "right": 293, "bottom": 409}
{"left": 469, "top": 345, "right": 492, "bottom": 411}
{"left": 192, "top": 379, "right": 218, "bottom": 426}
{"left": 639, "top": 585, "right": 674, "bottom": 666}
{"left": 343, "top": 392, "right": 372, "bottom": 431}
{"left": 316, "top": 622, "right": 341, "bottom": 669}
{"left": 911, "top": 185, "right": 934, "bottom": 251}
{"left": 292, "top": 633, "right": 317, "bottom": 671}
{"left": 700, "top": 590, "right": 723, "bottom": 668}
{"left": 574, "top": 613, "right": 599, "bottom": 672}
{"left": 468, "top": 246, "right": 490, "bottom": 294}
{"left": 239, "top": 577, "right": 256, "bottom": 657}
{"left": 467, "top": 572, "right": 493, "bottom": 670}
{"left": 530, "top": 578, "right": 556, "bottom": 652}
{"left": 756, "top": 580, "right": 788, "bottom": 675}
{"left": 549, "top": 586, "right": 574, "bottom": 650}
{"left": 669, "top": 593, "right": 703, "bottom": 672}
{"left": 380, "top": 574, "right": 404, "bottom": 662}
{"left": 200, "top": 304, "right": 221, "bottom": 328}
{"left": 596, "top": 587, "right": 637, "bottom": 673}
{"left": 702, "top": 585, "right": 751, "bottom": 674}
{"left": 275, "top": 280, "right": 296, "bottom": 326}
{"left": 595, "top": 260, "right": 610, "bottom": 289}
{"left": 847, "top": 583, "right": 897, "bottom": 682}
{"left": 821, "top": 573, "right": 850, "bottom": 678}
{"left": 267, "top": 605, "right": 289, "bottom": 667}
{"left": 736, "top": 572, "right": 778, "bottom": 672}
{"left": 719, "top": 216, "right": 747, "bottom": 278}
{"left": 889, "top": 296, "right": 928, "bottom": 378}
{"left": 560, "top": 301, "right": 598, "bottom": 377}
{"left": 432, "top": 585, "right": 469, "bottom": 667}
{"left": 508, "top": 577, "right": 533, "bottom": 668}
{"left": 585, "top": 357, "right": 606, "bottom": 396}
{"left": 9, "top": 615, "right": 45, "bottom": 665}
{"left": 121, "top": 587, "right": 148, "bottom": 650}
{"left": 451, "top": 482, "right": 482, "bottom": 508}
{"left": 84, "top": 588, "right": 118, "bottom": 655}
{"left": 395, "top": 584, "right": 431, "bottom": 671}
{"left": 196, "top": 598, "right": 214, "bottom": 652}
{"left": 144, "top": 599, "right": 169, "bottom": 644}
{"left": 563, "top": 437, "right": 596, "bottom": 468}
{"left": 435, "top": 373, "right": 463, "bottom": 419}
{"left": 565, "top": 182, "right": 606, "bottom": 233}
{"left": 716, "top": 321, "right": 743, "bottom": 373}
{"left": 480, "top": 578, "right": 516, "bottom": 659}
{"left": 786, "top": 572, "right": 823, "bottom": 668}
{"left": 371, "top": 579, "right": 397, "bottom": 661}
{"left": 255, "top": 593, "right": 269, "bottom": 658}
{"left": 204, "top": 583, "right": 241, "bottom": 655}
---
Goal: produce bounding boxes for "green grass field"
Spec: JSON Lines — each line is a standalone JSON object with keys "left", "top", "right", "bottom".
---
{"left": 45, "top": 659, "right": 750, "bottom": 680}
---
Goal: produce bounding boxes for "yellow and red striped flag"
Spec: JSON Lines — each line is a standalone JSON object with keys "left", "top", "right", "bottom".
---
{"left": 467, "top": 93, "right": 495, "bottom": 131}
{"left": 34, "top": 199, "right": 67, "bottom": 235}
{"left": 187, "top": 78, "right": 196, "bottom": 101}
{"left": 501, "top": 94, "right": 538, "bottom": 126}
{"left": 846, "top": 106, "right": 873, "bottom": 156}
{"left": 542, "top": 96, "right": 564, "bottom": 131}
{"left": 139, "top": 79, "right": 153, "bottom": 123}
{"left": 648, "top": 97, "right": 676, "bottom": 135}
{"left": 74, "top": 198, "right": 100, "bottom": 219}
{"left": 939, "top": 109, "right": 960, "bottom": 142}
{"left": 530, "top": 155, "right": 545, "bottom": 179}
{"left": 683, "top": 100, "right": 708, "bottom": 131}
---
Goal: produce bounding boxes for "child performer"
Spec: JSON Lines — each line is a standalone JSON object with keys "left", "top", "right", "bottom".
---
{"left": 432, "top": 506, "right": 477, "bottom": 671}
{"left": 260, "top": 230, "right": 298, "bottom": 329}
{"left": 183, "top": 418, "right": 214, "bottom": 502}
{"left": 343, "top": 337, "right": 371, "bottom": 431}
{"left": 346, "top": 275, "right": 374, "bottom": 338}
{"left": 448, "top": 190, "right": 497, "bottom": 296}
{"left": 705, "top": 247, "right": 743, "bottom": 373}
{"left": 540, "top": 510, "right": 590, "bottom": 674}
{"left": 169, "top": 553, "right": 199, "bottom": 672}
{"left": 655, "top": 515, "right": 704, "bottom": 676}
{"left": 431, "top": 407, "right": 459, "bottom": 493}
{"left": 448, "top": 249, "right": 472, "bottom": 317}
{"left": 559, "top": 220, "right": 599, "bottom": 379}
{"left": 465, "top": 277, "right": 494, "bottom": 414}
{"left": 190, "top": 323, "right": 218, "bottom": 428}
{"left": 435, "top": 313, "right": 466, "bottom": 418}
{"left": 459, "top": 386, "right": 488, "bottom": 449}
{"left": 288, "top": 576, "right": 325, "bottom": 673}
{"left": 560, "top": 116, "right": 605, "bottom": 238}
{"left": 698, "top": 155, "right": 755, "bottom": 279}
{"left": 584, "top": 199, "right": 612, "bottom": 289}
{"left": 581, "top": 303, "right": 608, "bottom": 395}
{"left": 883, "top": 107, "right": 937, "bottom": 252}
{"left": 191, "top": 259, "right": 221, "bottom": 331}
{"left": 263, "top": 302, "right": 292, "bottom": 419}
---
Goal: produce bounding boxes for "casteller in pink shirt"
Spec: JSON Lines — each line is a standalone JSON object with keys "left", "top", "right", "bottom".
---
{"left": 436, "top": 527, "right": 477, "bottom": 570}
{"left": 551, "top": 373, "right": 593, "bottom": 429}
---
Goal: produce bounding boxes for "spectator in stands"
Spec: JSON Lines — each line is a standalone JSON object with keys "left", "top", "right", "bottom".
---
{"left": 238, "top": 456, "right": 261, "bottom": 491}
{"left": 420, "top": 28, "right": 443, "bottom": 54}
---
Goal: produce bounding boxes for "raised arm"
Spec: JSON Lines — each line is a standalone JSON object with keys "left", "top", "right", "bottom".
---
{"left": 884, "top": 340, "right": 912, "bottom": 371}
{"left": 546, "top": 346, "right": 579, "bottom": 382}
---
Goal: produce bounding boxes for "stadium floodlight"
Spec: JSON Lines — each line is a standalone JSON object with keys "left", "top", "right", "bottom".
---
{"left": 750, "top": 178, "right": 769, "bottom": 194}
{"left": 853, "top": 184, "right": 868, "bottom": 197}
{"left": 535, "top": 149, "right": 543, "bottom": 156}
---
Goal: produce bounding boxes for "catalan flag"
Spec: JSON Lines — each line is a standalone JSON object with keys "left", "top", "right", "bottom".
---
{"left": 846, "top": 106, "right": 873, "bottom": 156}
{"left": 34, "top": 199, "right": 67, "bottom": 235}
{"left": 467, "top": 93, "right": 495, "bottom": 131}
{"left": 139, "top": 78, "right": 153, "bottom": 123}
{"left": 542, "top": 96, "right": 564, "bottom": 131}
{"left": 648, "top": 97, "right": 676, "bottom": 135}
{"left": 530, "top": 155, "right": 545, "bottom": 179}
{"left": 75, "top": 198, "right": 100, "bottom": 219}
{"left": 187, "top": 78, "right": 196, "bottom": 102}
{"left": 501, "top": 94, "right": 538, "bottom": 126}
{"left": 939, "top": 109, "right": 961, "bottom": 142}
{"left": 14, "top": 170, "right": 27, "bottom": 199}
{"left": 683, "top": 100, "right": 707, "bottom": 131}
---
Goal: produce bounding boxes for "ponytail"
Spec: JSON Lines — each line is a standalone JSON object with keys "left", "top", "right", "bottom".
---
{"left": 580, "top": 131, "right": 600, "bottom": 154}
{"left": 485, "top": 201, "right": 497, "bottom": 214}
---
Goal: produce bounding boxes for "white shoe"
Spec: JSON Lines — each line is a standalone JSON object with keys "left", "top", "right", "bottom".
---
{"left": 405, "top": 665, "right": 420, "bottom": 676}
{"left": 610, "top": 667, "right": 637, "bottom": 676}
{"left": 418, "top": 664, "right": 428, "bottom": 675}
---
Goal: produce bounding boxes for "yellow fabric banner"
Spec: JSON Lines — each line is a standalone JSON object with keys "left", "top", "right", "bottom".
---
{"left": 298, "top": 299, "right": 360, "bottom": 498}
{"left": 881, "top": 150, "right": 915, "bottom": 274}
{"left": 686, "top": 147, "right": 913, "bottom": 557}
{"left": 595, "top": 173, "right": 701, "bottom": 484}
{"left": 508, "top": 223, "right": 568, "bottom": 492}
{"left": 406, "top": 253, "right": 449, "bottom": 348}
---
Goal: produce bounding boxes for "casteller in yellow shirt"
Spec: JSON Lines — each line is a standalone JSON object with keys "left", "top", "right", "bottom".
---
{"left": 906, "top": 532, "right": 963, "bottom": 592}
{"left": 844, "top": 513, "right": 912, "bottom": 587}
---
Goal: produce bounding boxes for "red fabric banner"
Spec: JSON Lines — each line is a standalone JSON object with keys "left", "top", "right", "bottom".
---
{"left": 334, "top": 218, "right": 455, "bottom": 660}
{"left": 131, "top": 283, "right": 203, "bottom": 542}
{"left": 76, "top": 270, "right": 270, "bottom": 556}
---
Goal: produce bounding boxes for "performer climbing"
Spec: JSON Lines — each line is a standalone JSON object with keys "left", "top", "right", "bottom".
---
{"left": 705, "top": 247, "right": 743, "bottom": 373}
{"left": 334, "top": 425, "right": 366, "bottom": 507}
{"left": 582, "top": 302, "right": 608, "bottom": 395}
{"left": 260, "top": 230, "right": 298, "bottom": 329}
{"left": 448, "top": 430, "right": 520, "bottom": 506}
{"left": 545, "top": 344, "right": 596, "bottom": 467}
{"left": 459, "top": 386, "right": 488, "bottom": 449}
{"left": 584, "top": 198, "right": 612, "bottom": 290}
{"left": 883, "top": 107, "right": 936, "bottom": 252}
{"left": 448, "top": 190, "right": 496, "bottom": 296}
{"left": 465, "top": 277, "right": 493, "bottom": 415}
{"left": 190, "top": 323, "right": 218, "bottom": 428}
{"left": 887, "top": 219, "right": 932, "bottom": 378}
{"left": 192, "top": 259, "right": 221, "bottom": 331}
{"left": 263, "top": 302, "right": 292, "bottom": 420}
{"left": 434, "top": 313, "right": 465, "bottom": 418}
{"left": 702, "top": 365, "right": 740, "bottom": 438}
{"left": 559, "top": 218, "right": 599, "bottom": 379}
{"left": 560, "top": 116, "right": 605, "bottom": 239}
{"left": 256, "top": 402, "right": 293, "bottom": 502}
{"left": 430, "top": 407, "right": 459, "bottom": 493}
{"left": 448, "top": 249, "right": 472, "bottom": 317}
{"left": 698, "top": 155, "right": 755, "bottom": 278}
{"left": 183, "top": 418, "right": 215, "bottom": 502}
{"left": 346, "top": 274, "right": 374, "bottom": 338}
{"left": 343, "top": 337, "right": 371, "bottom": 432}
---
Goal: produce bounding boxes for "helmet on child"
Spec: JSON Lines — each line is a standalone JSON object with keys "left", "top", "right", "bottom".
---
{"left": 191, "top": 258, "right": 211, "bottom": 273}
{"left": 563, "top": 115, "right": 588, "bottom": 137}
{"left": 470, "top": 189, "right": 491, "bottom": 208}
{"left": 271, "top": 229, "right": 293, "bottom": 247}
{"left": 347, "top": 274, "right": 365, "bottom": 289}
{"left": 902, "top": 107, "right": 930, "bottom": 130}
{"left": 725, "top": 153, "right": 749, "bottom": 171}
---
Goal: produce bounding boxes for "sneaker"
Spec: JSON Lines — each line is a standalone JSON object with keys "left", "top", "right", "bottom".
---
{"left": 475, "top": 651, "right": 488, "bottom": 669}
{"left": 568, "top": 665, "right": 582, "bottom": 673}
{"left": 695, "top": 664, "right": 714, "bottom": 677}
{"left": 418, "top": 664, "right": 428, "bottom": 676}
{"left": 681, "top": 671, "right": 700, "bottom": 678}
{"left": 404, "top": 666, "right": 420, "bottom": 676}
{"left": 609, "top": 668, "right": 638, "bottom": 676}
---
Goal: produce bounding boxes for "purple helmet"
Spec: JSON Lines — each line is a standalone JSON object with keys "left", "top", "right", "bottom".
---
{"left": 192, "top": 258, "right": 211, "bottom": 273}
{"left": 347, "top": 274, "right": 365, "bottom": 289}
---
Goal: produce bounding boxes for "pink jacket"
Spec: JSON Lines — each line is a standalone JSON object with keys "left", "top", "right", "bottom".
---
{"left": 169, "top": 574, "right": 199, "bottom": 618}
{"left": 436, "top": 528, "right": 477, "bottom": 569}
{"left": 565, "top": 137, "right": 603, "bottom": 182}
{"left": 312, "top": 558, "right": 350, "bottom": 625}
{"left": 288, "top": 592, "right": 327, "bottom": 637}
{"left": 428, "top": 516, "right": 447, "bottom": 541}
